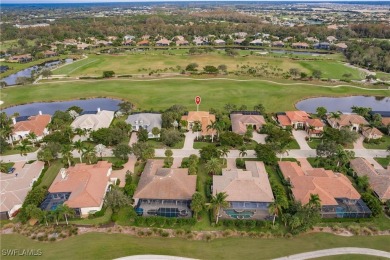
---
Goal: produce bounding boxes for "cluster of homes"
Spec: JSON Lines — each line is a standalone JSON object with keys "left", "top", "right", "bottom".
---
{"left": 1, "top": 108, "right": 389, "bottom": 220}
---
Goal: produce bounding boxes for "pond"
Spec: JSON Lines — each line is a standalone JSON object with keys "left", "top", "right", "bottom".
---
{"left": 1, "top": 58, "right": 73, "bottom": 86}
{"left": 295, "top": 96, "right": 390, "bottom": 113}
{"left": 1, "top": 98, "right": 121, "bottom": 116}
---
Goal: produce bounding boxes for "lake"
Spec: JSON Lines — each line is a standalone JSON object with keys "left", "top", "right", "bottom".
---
{"left": 1, "top": 98, "right": 121, "bottom": 116}
{"left": 1, "top": 59, "right": 73, "bottom": 86}
{"left": 296, "top": 96, "right": 390, "bottom": 113}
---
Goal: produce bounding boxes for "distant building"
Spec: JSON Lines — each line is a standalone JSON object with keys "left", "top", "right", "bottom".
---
{"left": 214, "top": 39, "right": 226, "bottom": 45}
{"left": 125, "top": 113, "right": 162, "bottom": 139}
{"left": 11, "top": 112, "right": 51, "bottom": 142}
{"left": 292, "top": 42, "right": 309, "bottom": 49}
{"left": 181, "top": 111, "right": 216, "bottom": 136}
{"left": 249, "top": 39, "right": 264, "bottom": 46}
{"left": 71, "top": 109, "right": 114, "bottom": 132}
{"left": 327, "top": 114, "right": 368, "bottom": 132}
{"left": 277, "top": 111, "right": 310, "bottom": 129}
{"left": 8, "top": 54, "right": 32, "bottom": 63}
{"left": 156, "top": 38, "right": 171, "bottom": 46}
{"left": 230, "top": 112, "right": 266, "bottom": 134}
{"left": 233, "top": 38, "right": 246, "bottom": 45}
{"left": 272, "top": 41, "right": 285, "bottom": 47}
{"left": 137, "top": 40, "right": 150, "bottom": 46}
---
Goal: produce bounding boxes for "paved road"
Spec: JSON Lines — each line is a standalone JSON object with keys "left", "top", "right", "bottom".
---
{"left": 273, "top": 247, "right": 390, "bottom": 260}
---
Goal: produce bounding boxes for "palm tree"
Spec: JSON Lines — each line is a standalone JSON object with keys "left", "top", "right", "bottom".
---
{"left": 2, "top": 124, "right": 14, "bottom": 148}
{"left": 192, "top": 121, "right": 202, "bottom": 140}
{"left": 209, "top": 192, "right": 229, "bottom": 224}
{"left": 42, "top": 210, "right": 51, "bottom": 226}
{"left": 268, "top": 201, "right": 281, "bottom": 227}
{"left": 56, "top": 204, "right": 75, "bottom": 225}
{"left": 307, "top": 125, "right": 315, "bottom": 141}
{"left": 308, "top": 194, "right": 321, "bottom": 209}
{"left": 191, "top": 192, "right": 205, "bottom": 220}
{"left": 206, "top": 120, "right": 217, "bottom": 142}
{"left": 74, "top": 127, "right": 87, "bottom": 138}
{"left": 329, "top": 111, "right": 341, "bottom": 128}
{"left": 73, "top": 140, "right": 85, "bottom": 163}
{"left": 82, "top": 145, "right": 96, "bottom": 164}
{"left": 17, "top": 142, "right": 32, "bottom": 156}
{"left": 26, "top": 132, "right": 38, "bottom": 147}
{"left": 95, "top": 143, "right": 106, "bottom": 159}
{"left": 219, "top": 146, "right": 229, "bottom": 165}
{"left": 61, "top": 144, "right": 73, "bottom": 167}
{"left": 215, "top": 121, "right": 225, "bottom": 139}
{"left": 238, "top": 146, "right": 247, "bottom": 158}
{"left": 205, "top": 158, "right": 222, "bottom": 175}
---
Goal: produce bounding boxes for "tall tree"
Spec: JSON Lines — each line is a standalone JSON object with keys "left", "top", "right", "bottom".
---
{"left": 210, "top": 192, "right": 229, "bottom": 224}
{"left": 191, "top": 192, "right": 205, "bottom": 220}
{"left": 61, "top": 144, "right": 73, "bottom": 167}
{"left": 205, "top": 157, "right": 222, "bottom": 175}
{"left": 104, "top": 188, "right": 131, "bottom": 213}
{"left": 73, "top": 140, "right": 85, "bottom": 163}
{"left": 308, "top": 194, "right": 321, "bottom": 209}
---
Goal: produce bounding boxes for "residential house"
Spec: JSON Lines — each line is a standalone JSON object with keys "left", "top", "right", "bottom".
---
{"left": 181, "top": 111, "right": 216, "bottom": 136}
{"left": 249, "top": 39, "right": 264, "bottom": 46}
{"left": 234, "top": 38, "right": 246, "bottom": 45}
{"left": 77, "top": 43, "right": 91, "bottom": 50}
{"left": 176, "top": 40, "right": 189, "bottom": 46}
{"left": 306, "top": 37, "right": 319, "bottom": 43}
{"left": 8, "top": 54, "right": 33, "bottom": 63}
{"left": 141, "top": 35, "right": 150, "bottom": 40}
{"left": 156, "top": 38, "right": 171, "bottom": 46}
{"left": 350, "top": 158, "right": 390, "bottom": 202}
{"left": 0, "top": 161, "right": 45, "bottom": 219}
{"left": 43, "top": 50, "right": 57, "bottom": 58}
{"left": 278, "top": 161, "right": 371, "bottom": 218}
{"left": 125, "top": 113, "right": 162, "bottom": 138}
{"left": 277, "top": 111, "right": 310, "bottom": 129}
{"left": 213, "top": 161, "right": 274, "bottom": 220}
{"left": 230, "top": 112, "right": 266, "bottom": 134}
{"left": 233, "top": 32, "right": 248, "bottom": 38}
{"left": 124, "top": 35, "right": 136, "bottom": 41}
{"left": 305, "top": 119, "right": 324, "bottom": 138}
{"left": 63, "top": 39, "right": 78, "bottom": 46}
{"left": 96, "top": 40, "right": 111, "bottom": 47}
{"left": 283, "top": 36, "right": 293, "bottom": 42}
{"left": 71, "top": 109, "right": 114, "bottom": 133}
{"left": 123, "top": 40, "right": 133, "bottom": 46}
{"left": 41, "top": 161, "right": 115, "bottom": 217}
{"left": 107, "top": 36, "right": 118, "bottom": 42}
{"left": 272, "top": 41, "right": 285, "bottom": 47}
{"left": 292, "top": 42, "right": 309, "bottom": 49}
{"left": 137, "top": 40, "right": 150, "bottom": 46}
{"left": 362, "top": 127, "right": 383, "bottom": 140}
{"left": 214, "top": 39, "right": 226, "bottom": 45}
{"left": 334, "top": 43, "right": 348, "bottom": 51}
{"left": 327, "top": 113, "right": 368, "bottom": 132}
{"left": 326, "top": 36, "right": 337, "bottom": 43}
{"left": 133, "top": 159, "right": 196, "bottom": 218}
{"left": 193, "top": 39, "right": 205, "bottom": 46}
{"left": 11, "top": 112, "right": 51, "bottom": 142}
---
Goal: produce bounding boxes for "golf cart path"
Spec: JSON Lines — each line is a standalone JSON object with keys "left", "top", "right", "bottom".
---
{"left": 273, "top": 247, "right": 390, "bottom": 260}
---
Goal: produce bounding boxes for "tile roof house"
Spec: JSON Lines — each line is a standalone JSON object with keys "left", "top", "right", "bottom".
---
{"left": 43, "top": 50, "right": 58, "bottom": 58}
{"left": 278, "top": 161, "right": 371, "bottom": 218}
{"left": 11, "top": 112, "right": 51, "bottom": 142}
{"left": 125, "top": 113, "right": 162, "bottom": 138}
{"left": 137, "top": 40, "right": 150, "bottom": 46}
{"left": 230, "top": 112, "right": 266, "bottom": 135}
{"left": 305, "top": 118, "right": 325, "bottom": 138}
{"left": 213, "top": 161, "right": 274, "bottom": 220}
{"left": 8, "top": 54, "right": 33, "bottom": 63}
{"left": 181, "top": 111, "right": 216, "bottom": 136}
{"left": 0, "top": 161, "right": 45, "bottom": 219}
{"left": 176, "top": 40, "right": 189, "bottom": 46}
{"left": 292, "top": 42, "right": 309, "bottom": 49}
{"left": 156, "top": 38, "right": 172, "bottom": 46}
{"left": 382, "top": 117, "right": 390, "bottom": 126}
{"left": 334, "top": 43, "right": 348, "bottom": 51}
{"left": 362, "top": 127, "right": 383, "bottom": 140}
{"left": 277, "top": 111, "right": 310, "bottom": 129}
{"left": 327, "top": 114, "right": 368, "bottom": 132}
{"left": 214, "top": 39, "right": 226, "bottom": 45}
{"left": 133, "top": 159, "right": 196, "bottom": 218}
{"left": 350, "top": 158, "right": 390, "bottom": 202}
{"left": 249, "top": 39, "right": 264, "bottom": 46}
{"left": 43, "top": 161, "right": 114, "bottom": 217}
{"left": 71, "top": 109, "right": 114, "bottom": 132}
{"left": 233, "top": 38, "right": 246, "bottom": 45}
{"left": 272, "top": 41, "right": 285, "bottom": 47}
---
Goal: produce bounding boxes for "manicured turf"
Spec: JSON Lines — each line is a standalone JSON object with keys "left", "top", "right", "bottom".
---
{"left": 1, "top": 233, "right": 389, "bottom": 260}
{"left": 1, "top": 78, "right": 388, "bottom": 113}
{"left": 37, "top": 160, "right": 63, "bottom": 188}
{"left": 0, "top": 146, "right": 39, "bottom": 156}
{"left": 374, "top": 157, "right": 390, "bottom": 169}
{"left": 363, "top": 136, "right": 390, "bottom": 150}
{"left": 53, "top": 51, "right": 363, "bottom": 79}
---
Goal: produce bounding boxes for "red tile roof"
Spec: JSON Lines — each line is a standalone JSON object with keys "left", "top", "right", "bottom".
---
{"left": 13, "top": 114, "right": 51, "bottom": 136}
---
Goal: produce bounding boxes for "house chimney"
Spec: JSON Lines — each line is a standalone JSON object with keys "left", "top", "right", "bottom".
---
{"left": 97, "top": 107, "right": 101, "bottom": 113}
{"left": 12, "top": 117, "right": 16, "bottom": 125}
{"left": 60, "top": 168, "right": 67, "bottom": 179}
{"left": 38, "top": 111, "right": 42, "bottom": 115}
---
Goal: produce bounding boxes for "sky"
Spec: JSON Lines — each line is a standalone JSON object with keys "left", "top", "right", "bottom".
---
{"left": 2, "top": 0, "right": 388, "bottom": 3}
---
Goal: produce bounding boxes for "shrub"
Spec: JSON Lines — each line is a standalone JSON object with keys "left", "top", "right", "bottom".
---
{"left": 236, "top": 158, "right": 245, "bottom": 168}
{"left": 161, "top": 231, "right": 170, "bottom": 237}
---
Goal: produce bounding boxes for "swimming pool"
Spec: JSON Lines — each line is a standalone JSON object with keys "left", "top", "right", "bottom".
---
{"left": 224, "top": 209, "right": 254, "bottom": 219}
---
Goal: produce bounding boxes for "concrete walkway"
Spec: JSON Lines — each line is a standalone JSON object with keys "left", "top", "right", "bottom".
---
{"left": 183, "top": 132, "right": 196, "bottom": 149}
{"left": 171, "top": 157, "right": 183, "bottom": 168}
{"left": 292, "top": 130, "right": 311, "bottom": 150}
{"left": 226, "top": 158, "right": 238, "bottom": 170}
{"left": 274, "top": 247, "right": 390, "bottom": 260}
{"left": 365, "top": 157, "right": 385, "bottom": 170}
{"left": 296, "top": 158, "right": 313, "bottom": 171}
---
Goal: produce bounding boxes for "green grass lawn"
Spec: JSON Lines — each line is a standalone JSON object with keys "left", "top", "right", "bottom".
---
{"left": 147, "top": 139, "right": 184, "bottom": 149}
{"left": 374, "top": 157, "right": 389, "bottom": 169}
{"left": 52, "top": 51, "right": 362, "bottom": 80}
{"left": 2, "top": 78, "right": 387, "bottom": 113}
{"left": 2, "top": 232, "right": 389, "bottom": 260}
{"left": 307, "top": 138, "right": 323, "bottom": 149}
{"left": 287, "top": 138, "right": 300, "bottom": 149}
{"left": 0, "top": 146, "right": 39, "bottom": 156}
{"left": 69, "top": 208, "right": 112, "bottom": 226}
{"left": 37, "top": 160, "right": 63, "bottom": 188}
{"left": 363, "top": 136, "right": 390, "bottom": 150}
{"left": 193, "top": 141, "right": 217, "bottom": 149}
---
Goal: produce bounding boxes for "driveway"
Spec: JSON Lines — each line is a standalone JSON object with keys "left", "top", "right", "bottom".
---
{"left": 354, "top": 136, "right": 365, "bottom": 149}
{"left": 274, "top": 247, "right": 390, "bottom": 260}
{"left": 129, "top": 133, "right": 138, "bottom": 146}
{"left": 226, "top": 158, "right": 237, "bottom": 170}
{"left": 111, "top": 156, "right": 137, "bottom": 187}
{"left": 171, "top": 157, "right": 183, "bottom": 168}
{"left": 183, "top": 131, "right": 197, "bottom": 149}
{"left": 292, "top": 130, "right": 311, "bottom": 150}
{"left": 252, "top": 132, "right": 267, "bottom": 144}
